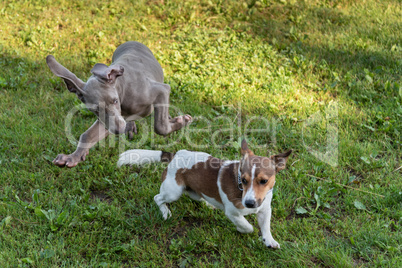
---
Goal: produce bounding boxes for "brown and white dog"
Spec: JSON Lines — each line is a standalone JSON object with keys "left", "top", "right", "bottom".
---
{"left": 118, "top": 140, "right": 291, "bottom": 248}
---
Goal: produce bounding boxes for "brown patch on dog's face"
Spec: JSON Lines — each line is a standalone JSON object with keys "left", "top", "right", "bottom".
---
{"left": 239, "top": 139, "right": 292, "bottom": 208}
{"left": 252, "top": 172, "right": 276, "bottom": 205}
{"left": 240, "top": 155, "right": 276, "bottom": 208}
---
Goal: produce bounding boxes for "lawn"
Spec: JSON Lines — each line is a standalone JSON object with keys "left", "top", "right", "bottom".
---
{"left": 0, "top": 0, "right": 401, "bottom": 267}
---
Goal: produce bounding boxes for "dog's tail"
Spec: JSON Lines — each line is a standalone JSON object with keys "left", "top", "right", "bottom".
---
{"left": 117, "top": 149, "right": 175, "bottom": 167}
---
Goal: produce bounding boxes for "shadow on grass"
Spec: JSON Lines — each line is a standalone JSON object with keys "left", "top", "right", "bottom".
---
{"left": 216, "top": 1, "right": 401, "bottom": 145}
{"left": 233, "top": 2, "right": 400, "bottom": 81}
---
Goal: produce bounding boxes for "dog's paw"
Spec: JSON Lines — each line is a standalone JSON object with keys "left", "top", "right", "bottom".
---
{"left": 170, "top": 115, "right": 192, "bottom": 125}
{"left": 53, "top": 153, "right": 87, "bottom": 168}
{"left": 183, "top": 114, "right": 192, "bottom": 124}
{"left": 154, "top": 195, "right": 172, "bottom": 220}
{"left": 263, "top": 238, "right": 280, "bottom": 249}
{"left": 162, "top": 209, "right": 172, "bottom": 220}
{"left": 125, "top": 121, "right": 137, "bottom": 140}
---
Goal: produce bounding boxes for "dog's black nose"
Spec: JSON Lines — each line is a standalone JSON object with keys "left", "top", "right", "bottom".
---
{"left": 245, "top": 200, "right": 256, "bottom": 208}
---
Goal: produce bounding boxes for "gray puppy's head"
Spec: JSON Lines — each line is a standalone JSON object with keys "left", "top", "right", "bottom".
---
{"left": 46, "top": 55, "right": 126, "bottom": 134}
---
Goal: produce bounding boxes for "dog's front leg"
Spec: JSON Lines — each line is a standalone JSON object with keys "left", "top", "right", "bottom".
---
{"left": 124, "top": 121, "right": 137, "bottom": 140}
{"left": 53, "top": 120, "right": 109, "bottom": 167}
{"left": 226, "top": 212, "right": 254, "bottom": 234}
{"left": 257, "top": 197, "right": 280, "bottom": 249}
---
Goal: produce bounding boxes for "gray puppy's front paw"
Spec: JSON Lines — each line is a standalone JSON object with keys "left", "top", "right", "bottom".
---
{"left": 53, "top": 152, "right": 87, "bottom": 168}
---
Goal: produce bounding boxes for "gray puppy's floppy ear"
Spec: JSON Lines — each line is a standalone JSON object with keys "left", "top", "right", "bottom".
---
{"left": 46, "top": 55, "right": 86, "bottom": 94}
{"left": 91, "top": 63, "right": 124, "bottom": 83}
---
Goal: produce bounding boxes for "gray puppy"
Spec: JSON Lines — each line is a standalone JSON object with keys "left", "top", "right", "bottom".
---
{"left": 47, "top": 41, "right": 191, "bottom": 167}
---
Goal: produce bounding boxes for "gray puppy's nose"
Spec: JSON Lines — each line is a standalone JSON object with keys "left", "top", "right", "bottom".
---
{"left": 245, "top": 199, "right": 256, "bottom": 208}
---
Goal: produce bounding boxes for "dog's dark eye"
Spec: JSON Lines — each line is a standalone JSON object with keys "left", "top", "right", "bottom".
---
{"left": 112, "top": 99, "right": 118, "bottom": 104}
{"left": 260, "top": 179, "right": 268, "bottom": 185}
{"left": 241, "top": 178, "right": 248, "bottom": 185}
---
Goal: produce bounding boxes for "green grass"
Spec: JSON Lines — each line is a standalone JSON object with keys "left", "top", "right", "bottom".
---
{"left": 0, "top": 0, "right": 401, "bottom": 266}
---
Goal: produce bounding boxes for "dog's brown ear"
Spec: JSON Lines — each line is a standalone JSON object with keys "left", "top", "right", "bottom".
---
{"left": 91, "top": 63, "right": 124, "bottom": 83}
{"left": 272, "top": 150, "right": 292, "bottom": 172}
{"left": 46, "top": 55, "right": 86, "bottom": 94}
{"left": 240, "top": 139, "right": 254, "bottom": 157}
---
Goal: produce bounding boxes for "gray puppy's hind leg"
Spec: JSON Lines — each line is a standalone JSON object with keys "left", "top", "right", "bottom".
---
{"left": 151, "top": 81, "right": 192, "bottom": 136}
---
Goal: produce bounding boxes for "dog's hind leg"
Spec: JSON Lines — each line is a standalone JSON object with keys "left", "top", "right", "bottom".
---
{"left": 150, "top": 81, "right": 192, "bottom": 136}
{"left": 154, "top": 178, "right": 185, "bottom": 220}
{"left": 154, "top": 194, "right": 172, "bottom": 220}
